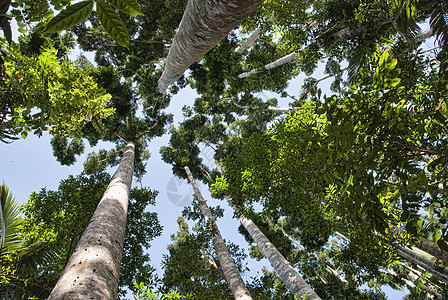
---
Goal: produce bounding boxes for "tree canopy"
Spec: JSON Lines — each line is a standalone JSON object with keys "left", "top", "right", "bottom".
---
{"left": 1, "top": 0, "right": 448, "bottom": 298}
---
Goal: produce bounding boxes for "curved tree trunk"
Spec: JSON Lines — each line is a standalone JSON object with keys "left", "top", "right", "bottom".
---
{"left": 48, "top": 141, "right": 135, "bottom": 300}
{"left": 227, "top": 197, "right": 321, "bottom": 300}
{"left": 158, "top": 0, "right": 264, "bottom": 94}
{"left": 184, "top": 166, "right": 252, "bottom": 300}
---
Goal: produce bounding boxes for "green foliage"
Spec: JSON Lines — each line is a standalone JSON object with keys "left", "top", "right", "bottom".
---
{"left": 160, "top": 215, "right": 239, "bottom": 299}
{"left": 96, "top": 1, "right": 130, "bottom": 48}
{"left": 10, "top": 172, "right": 162, "bottom": 298}
{"left": 44, "top": 0, "right": 94, "bottom": 34}
{"left": 0, "top": 184, "right": 22, "bottom": 256}
{"left": 133, "top": 282, "right": 194, "bottom": 299}
{"left": 0, "top": 40, "right": 113, "bottom": 142}
{"left": 106, "top": 0, "right": 143, "bottom": 16}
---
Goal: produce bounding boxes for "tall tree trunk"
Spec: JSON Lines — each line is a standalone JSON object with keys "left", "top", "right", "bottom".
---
{"left": 415, "top": 237, "right": 448, "bottom": 264}
{"left": 183, "top": 166, "right": 252, "bottom": 300}
{"left": 158, "top": 0, "right": 264, "bottom": 94}
{"left": 48, "top": 141, "right": 135, "bottom": 300}
{"left": 237, "top": 28, "right": 431, "bottom": 79}
{"left": 395, "top": 245, "right": 448, "bottom": 284}
{"left": 390, "top": 225, "right": 448, "bottom": 264}
{"left": 235, "top": 14, "right": 275, "bottom": 54}
{"left": 227, "top": 197, "right": 321, "bottom": 300}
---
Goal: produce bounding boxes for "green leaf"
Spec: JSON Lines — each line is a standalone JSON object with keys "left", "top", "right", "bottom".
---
{"left": 1, "top": 19, "right": 12, "bottom": 44}
{"left": 106, "top": 0, "right": 143, "bottom": 15}
{"left": 437, "top": 238, "right": 448, "bottom": 252}
{"left": 0, "top": 184, "right": 23, "bottom": 254}
{"left": 0, "top": 0, "right": 10, "bottom": 14}
{"left": 45, "top": 0, "right": 94, "bottom": 33}
{"left": 379, "top": 50, "right": 389, "bottom": 67}
{"left": 21, "top": 131, "right": 27, "bottom": 139}
{"left": 323, "top": 173, "right": 333, "bottom": 184}
{"left": 96, "top": 1, "right": 130, "bottom": 48}
{"left": 400, "top": 210, "right": 409, "bottom": 222}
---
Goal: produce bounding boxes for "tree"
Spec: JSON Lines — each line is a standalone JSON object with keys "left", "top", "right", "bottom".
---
{"left": 157, "top": 0, "right": 264, "bottom": 93}
{"left": 161, "top": 216, "right": 232, "bottom": 298}
{"left": 216, "top": 45, "right": 448, "bottom": 293}
{"left": 183, "top": 166, "right": 252, "bottom": 300}
{"left": 229, "top": 197, "right": 321, "bottom": 300}
{"left": 47, "top": 140, "right": 135, "bottom": 299}
{"left": 3, "top": 172, "right": 162, "bottom": 298}
{"left": 0, "top": 40, "right": 113, "bottom": 143}
{"left": 0, "top": 184, "right": 61, "bottom": 299}
{"left": 0, "top": 184, "right": 22, "bottom": 256}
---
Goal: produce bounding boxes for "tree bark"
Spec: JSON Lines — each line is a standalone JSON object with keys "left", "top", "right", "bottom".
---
{"left": 183, "top": 166, "right": 252, "bottom": 300}
{"left": 158, "top": 0, "right": 264, "bottom": 94}
{"left": 235, "top": 14, "right": 275, "bottom": 54}
{"left": 390, "top": 225, "right": 448, "bottom": 264}
{"left": 237, "top": 27, "right": 432, "bottom": 79}
{"left": 395, "top": 245, "right": 448, "bottom": 284}
{"left": 227, "top": 197, "right": 321, "bottom": 300}
{"left": 48, "top": 141, "right": 135, "bottom": 300}
{"left": 414, "top": 237, "right": 448, "bottom": 265}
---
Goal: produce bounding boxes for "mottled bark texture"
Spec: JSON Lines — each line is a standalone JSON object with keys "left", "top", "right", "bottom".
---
{"left": 184, "top": 166, "right": 253, "bottom": 300}
{"left": 48, "top": 141, "right": 135, "bottom": 300}
{"left": 158, "top": 0, "right": 264, "bottom": 94}
{"left": 231, "top": 198, "right": 321, "bottom": 300}
{"left": 415, "top": 237, "right": 448, "bottom": 265}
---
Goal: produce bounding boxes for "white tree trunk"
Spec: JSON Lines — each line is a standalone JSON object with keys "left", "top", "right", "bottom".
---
{"left": 158, "top": 0, "right": 264, "bottom": 94}
{"left": 396, "top": 245, "right": 448, "bottom": 284}
{"left": 184, "top": 166, "right": 252, "bottom": 300}
{"left": 237, "top": 27, "right": 432, "bottom": 79}
{"left": 235, "top": 14, "right": 275, "bottom": 53}
{"left": 415, "top": 237, "right": 448, "bottom": 265}
{"left": 227, "top": 197, "right": 321, "bottom": 300}
{"left": 48, "top": 141, "right": 135, "bottom": 300}
{"left": 390, "top": 225, "right": 448, "bottom": 264}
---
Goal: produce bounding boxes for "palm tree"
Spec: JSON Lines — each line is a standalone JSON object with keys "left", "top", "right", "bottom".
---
{"left": 0, "top": 184, "right": 59, "bottom": 299}
{"left": 0, "top": 184, "right": 22, "bottom": 256}
{"left": 183, "top": 166, "right": 253, "bottom": 300}
{"left": 158, "top": 0, "right": 264, "bottom": 93}
{"left": 48, "top": 140, "right": 136, "bottom": 300}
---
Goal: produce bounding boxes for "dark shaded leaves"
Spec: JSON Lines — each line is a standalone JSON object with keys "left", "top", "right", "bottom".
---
{"left": 45, "top": 0, "right": 94, "bottom": 33}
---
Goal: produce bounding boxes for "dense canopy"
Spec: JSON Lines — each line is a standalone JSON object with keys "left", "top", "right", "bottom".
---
{"left": 1, "top": 0, "right": 448, "bottom": 299}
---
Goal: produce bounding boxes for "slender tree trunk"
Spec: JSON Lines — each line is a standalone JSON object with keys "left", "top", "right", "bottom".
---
{"left": 48, "top": 141, "right": 135, "bottom": 300}
{"left": 395, "top": 245, "right": 448, "bottom": 284}
{"left": 237, "top": 27, "right": 431, "bottom": 79}
{"left": 158, "top": 0, "right": 264, "bottom": 94}
{"left": 390, "top": 225, "right": 448, "bottom": 264}
{"left": 235, "top": 14, "right": 275, "bottom": 53}
{"left": 233, "top": 102, "right": 303, "bottom": 113}
{"left": 226, "top": 197, "right": 321, "bottom": 300}
{"left": 183, "top": 166, "right": 252, "bottom": 300}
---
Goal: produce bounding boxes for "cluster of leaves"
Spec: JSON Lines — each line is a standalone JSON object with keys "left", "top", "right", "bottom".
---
{"left": 212, "top": 46, "right": 448, "bottom": 295}
{"left": 0, "top": 39, "right": 113, "bottom": 143}
{"left": 44, "top": 0, "right": 144, "bottom": 48}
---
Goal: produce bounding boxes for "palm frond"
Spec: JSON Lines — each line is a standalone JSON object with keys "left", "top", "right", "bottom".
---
{"left": 0, "top": 184, "right": 23, "bottom": 256}
{"left": 14, "top": 240, "right": 61, "bottom": 278}
{"left": 430, "top": 2, "right": 448, "bottom": 59}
